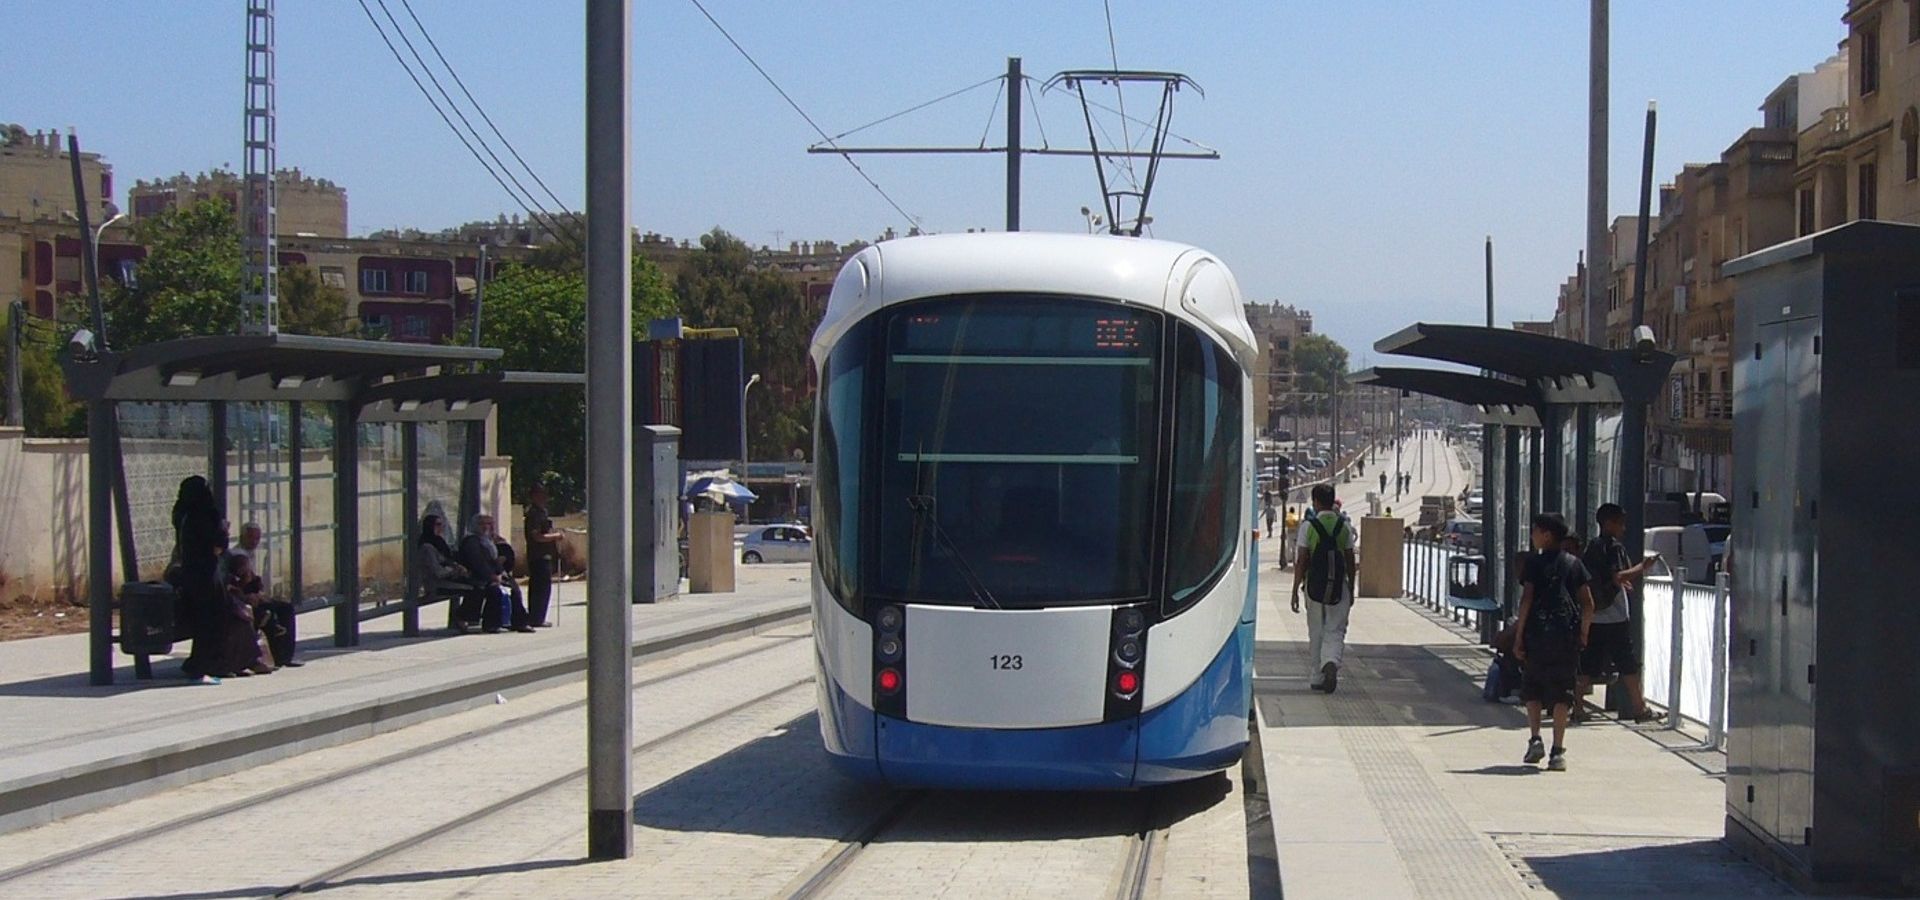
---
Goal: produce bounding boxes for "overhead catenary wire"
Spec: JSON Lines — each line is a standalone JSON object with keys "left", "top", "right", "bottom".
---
{"left": 394, "top": 0, "right": 584, "bottom": 234}
{"left": 823, "top": 75, "right": 1004, "bottom": 144}
{"left": 1101, "top": 0, "right": 1143, "bottom": 192}
{"left": 976, "top": 77, "right": 1006, "bottom": 149}
{"left": 686, "top": 0, "right": 919, "bottom": 229}
{"left": 353, "top": 0, "right": 582, "bottom": 252}
{"left": 368, "top": 0, "right": 582, "bottom": 247}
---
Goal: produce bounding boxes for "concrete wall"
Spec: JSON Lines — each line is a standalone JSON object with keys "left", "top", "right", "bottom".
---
{"left": 0, "top": 426, "right": 512, "bottom": 605}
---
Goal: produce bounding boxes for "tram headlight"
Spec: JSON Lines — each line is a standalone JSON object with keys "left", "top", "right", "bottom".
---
{"left": 877, "top": 635, "right": 904, "bottom": 663}
{"left": 1115, "top": 638, "right": 1142, "bottom": 666}
{"left": 1115, "top": 608, "right": 1145, "bottom": 636}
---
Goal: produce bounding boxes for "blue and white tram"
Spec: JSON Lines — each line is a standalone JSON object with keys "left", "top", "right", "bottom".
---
{"left": 808, "top": 232, "right": 1258, "bottom": 789}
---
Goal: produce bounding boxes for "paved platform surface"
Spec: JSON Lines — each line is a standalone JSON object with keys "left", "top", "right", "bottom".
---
{"left": 0, "top": 562, "right": 812, "bottom": 834}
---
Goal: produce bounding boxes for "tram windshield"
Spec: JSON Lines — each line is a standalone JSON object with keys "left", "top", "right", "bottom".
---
{"left": 873, "top": 296, "right": 1161, "bottom": 606}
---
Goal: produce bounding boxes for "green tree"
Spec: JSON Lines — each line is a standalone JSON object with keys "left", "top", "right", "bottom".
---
{"left": 102, "top": 198, "right": 243, "bottom": 348}
{"left": 278, "top": 263, "right": 354, "bottom": 336}
{"left": 1292, "top": 332, "right": 1351, "bottom": 396}
{"left": 673, "top": 229, "right": 815, "bottom": 462}
{"left": 468, "top": 258, "right": 674, "bottom": 512}
{"left": 0, "top": 305, "right": 83, "bottom": 437}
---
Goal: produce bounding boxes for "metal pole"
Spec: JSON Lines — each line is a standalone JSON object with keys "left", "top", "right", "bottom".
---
{"left": 1630, "top": 102, "right": 1657, "bottom": 331}
{"left": 470, "top": 243, "right": 489, "bottom": 351}
{"left": 6, "top": 301, "right": 21, "bottom": 428}
{"left": 1485, "top": 235, "right": 1495, "bottom": 330}
{"left": 67, "top": 135, "right": 107, "bottom": 344}
{"left": 86, "top": 400, "right": 114, "bottom": 684}
{"left": 1395, "top": 392, "right": 1403, "bottom": 501}
{"left": 1005, "top": 56, "right": 1021, "bottom": 232}
{"left": 288, "top": 402, "right": 304, "bottom": 609}
{"left": 1584, "top": 0, "right": 1610, "bottom": 347}
{"left": 585, "top": 0, "right": 635, "bottom": 861}
{"left": 1667, "top": 566, "right": 1687, "bottom": 728}
{"left": 1704, "top": 571, "right": 1729, "bottom": 748}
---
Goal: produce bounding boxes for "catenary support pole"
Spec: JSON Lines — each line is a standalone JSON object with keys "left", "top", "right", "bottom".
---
{"left": 1006, "top": 56, "right": 1021, "bottom": 232}
{"left": 1619, "top": 102, "right": 1659, "bottom": 713}
{"left": 1584, "top": 0, "right": 1609, "bottom": 347}
{"left": 6, "top": 301, "right": 21, "bottom": 428}
{"left": 585, "top": 0, "right": 635, "bottom": 861}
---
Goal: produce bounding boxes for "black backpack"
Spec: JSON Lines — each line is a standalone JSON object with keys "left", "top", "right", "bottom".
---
{"left": 1528, "top": 552, "right": 1582, "bottom": 637}
{"left": 1305, "top": 515, "right": 1349, "bottom": 605}
{"left": 1581, "top": 537, "right": 1622, "bottom": 611}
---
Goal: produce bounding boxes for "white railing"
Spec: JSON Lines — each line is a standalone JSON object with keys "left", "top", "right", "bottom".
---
{"left": 1400, "top": 538, "right": 1488, "bottom": 630}
{"left": 1640, "top": 569, "right": 1730, "bottom": 747}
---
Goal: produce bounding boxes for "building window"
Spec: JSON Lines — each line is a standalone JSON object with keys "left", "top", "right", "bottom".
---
{"left": 1860, "top": 161, "right": 1880, "bottom": 220}
{"left": 1910, "top": 0, "right": 1920, "bottom": 42}
{"left": 1798, "top": 187, "right": 1817, "bottom": 236}
{"left": 1862, "top": 20, "right": 1882, "bottom": 95}
{"left": 320, "top": 266, "right": 346, "bottom": 288}
{"left": 1905, "top": 109, "right": 1919, "bottom": 181}
{"left": 400, "top": 315, "right": 429, "bottom": 338}
{"left": 118, "top": 259, "right": 138, "bottom": 287}
{"left": 363, "top": 314, "right": 391, "bottom": 338}
{"left": 361, "top": 268, "right": 389, "bottom": 293}
{"left": 405, "top": 270, "right": 428, "bottom": 294}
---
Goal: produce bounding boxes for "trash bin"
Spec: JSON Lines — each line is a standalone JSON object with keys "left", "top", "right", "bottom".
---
{"left": 120, "top": 581, "right": 178, "bottom": 656}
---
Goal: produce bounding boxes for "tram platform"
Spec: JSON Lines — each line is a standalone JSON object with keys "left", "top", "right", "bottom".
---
{"left": 1253, "top": 550, "right": 1795, "bottom": 898}
{"left": 0, "top": 565, "right": 812, "bottom": 836}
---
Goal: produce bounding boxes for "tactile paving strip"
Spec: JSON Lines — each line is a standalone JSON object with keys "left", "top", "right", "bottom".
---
{"left": 1326, "top": 677, "right": 1527, "bottom": 899}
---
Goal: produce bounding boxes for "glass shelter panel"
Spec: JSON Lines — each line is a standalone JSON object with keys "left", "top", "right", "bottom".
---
{"left": 357, "top": 422, "right": 408, "bottom": 611}
{"left": 117, "top": 403, "right": 215, "bottom": 581}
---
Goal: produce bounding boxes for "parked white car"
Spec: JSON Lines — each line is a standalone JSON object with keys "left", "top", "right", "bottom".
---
{"left": 741, "top": 524, "right": 812, "bottom": 564}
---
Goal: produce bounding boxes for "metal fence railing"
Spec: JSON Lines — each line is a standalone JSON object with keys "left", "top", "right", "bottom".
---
{"left": 1400, "top": 538, "right": 1492, "bottom": 632}
{"left": 1641, "top": 569, "right": 1730, "bottom": 748}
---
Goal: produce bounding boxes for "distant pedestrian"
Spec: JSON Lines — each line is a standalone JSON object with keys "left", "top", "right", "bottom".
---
{"left": 1292, "top": 484, "right": 1356, "bottom": 693}
{"left": 1282, "top": 506, "right": 1302, "bottom": 563}
{"left": 1263, "top": 501, "right": 1276, "bottom": 538}
{"left": 1577, "top": 503, "right": 1663, "bottom": 724}
{"left": 1514, "top": 513, "right": 1595, "bottom": 771}
{"left": 169, "top": 476, "right": 228, "bottom": 684}
{"left": 1379, "top": 471, "right": 1388, "bottom": 495}
{"left": 523, "top": 483, "right": 563, "bottom": 628}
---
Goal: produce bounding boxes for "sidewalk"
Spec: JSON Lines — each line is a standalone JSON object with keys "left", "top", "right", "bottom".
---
{"left": 0, "top": 563, "right": 813, "bottom": 835}
{"left": 1252, "top": 551, "right": 1790, "bottom": 898}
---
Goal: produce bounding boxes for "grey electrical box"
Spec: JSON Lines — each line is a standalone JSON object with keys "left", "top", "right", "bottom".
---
{"left": 1725, "top": 221, "right": 1920, "bottom": 892}
{"left": 633, "top": 425, "right": 681, "bottom": 604}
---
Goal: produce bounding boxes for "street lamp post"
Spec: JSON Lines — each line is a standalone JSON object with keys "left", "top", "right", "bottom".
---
{"left": 741, "top": 372, "right": 761, "bottom": 523}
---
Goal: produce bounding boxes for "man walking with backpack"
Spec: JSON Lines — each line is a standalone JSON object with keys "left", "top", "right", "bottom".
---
{"left": 1291, "top": 484, "right": 1357, "bottom": 693}
{"left": 1515, "top": 513, "right": 1596, "bottom": 771}
{"left": 1577, "top": 503, "right": 1662, "bottom": 723}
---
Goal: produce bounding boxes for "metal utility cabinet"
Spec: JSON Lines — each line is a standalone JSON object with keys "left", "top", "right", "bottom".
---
{"left": 1724, "top": 221, "right": 1920, "bottom": 892}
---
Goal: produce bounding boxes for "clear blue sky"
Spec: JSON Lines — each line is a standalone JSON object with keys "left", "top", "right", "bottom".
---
{"left": 3, "top": 1, "right": 1845, "bottom": 354}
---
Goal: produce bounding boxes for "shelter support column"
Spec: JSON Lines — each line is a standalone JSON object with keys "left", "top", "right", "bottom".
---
{"left": 87, "top": 400, "right": 116, "bottom": 685}
{"left": 401, "top": 422, "right": 421, "bottom": 637}
{"left": 332, "top": 399, "right": 360, "bottom": 647}
{"left": 1575, "top": 405, "right": 1594, "bottom": 531}
{"left": 1503, "top": 426, "right": 1523, "bottom": 617}
{"left": 1542, "top": 405, "right": 1562, "bottom": 514}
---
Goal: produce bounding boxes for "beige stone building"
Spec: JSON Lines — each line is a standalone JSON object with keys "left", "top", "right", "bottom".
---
{"left": 128, "top": 168, "right": 348, "bottom": 237}
{"left": 0, "top": 126, "right": 113, "bottom": 225}
{"left": 1243, "top": 301, "right": 1312, "bottom": 437}
{"left": 1819, "top": 1, "right": 1920, "bottom": 225}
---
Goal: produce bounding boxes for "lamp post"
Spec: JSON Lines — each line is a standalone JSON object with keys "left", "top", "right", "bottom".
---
{"left": 1079, "top": 206, "right": 1104, "bottom": 234}
{"left": 741, "top": 372, "right": 761, "bottom": 522}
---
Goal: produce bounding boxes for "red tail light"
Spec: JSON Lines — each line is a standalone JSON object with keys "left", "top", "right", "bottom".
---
{"left": 877, "top": 668, "right": 902, "bottom": 693}
{"left": 1114, "top": 670, "right": 1139, "bottom": 696}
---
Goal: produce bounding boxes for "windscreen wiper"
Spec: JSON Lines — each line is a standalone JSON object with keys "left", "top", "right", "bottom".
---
{"left": 907, "top": 447, "right": 1001, "bottom": 610}
{"left": 906, "top": 494, "right": 1002, "bottom": 611}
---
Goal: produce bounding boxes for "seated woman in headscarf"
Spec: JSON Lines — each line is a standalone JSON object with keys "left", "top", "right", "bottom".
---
{"left": 458, "top": 514, "right": 534, "bottom": 633}
{"left": 417, "top": 513, "right": 482, "bottom": 634}
{"left": 170, "top": 476, "right": 229, "bottom": 682}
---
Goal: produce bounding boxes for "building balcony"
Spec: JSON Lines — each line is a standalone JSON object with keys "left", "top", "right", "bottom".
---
{"left": 1683, "top": 390, "right": 1733, "bottom": 424}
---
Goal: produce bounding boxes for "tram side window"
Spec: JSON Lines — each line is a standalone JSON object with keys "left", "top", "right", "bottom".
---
{"left": 816, "top": 320, "right": 869, "bottom": 610}
{"left": 1165, "top": 323, "right": 1243, "bottom": 611}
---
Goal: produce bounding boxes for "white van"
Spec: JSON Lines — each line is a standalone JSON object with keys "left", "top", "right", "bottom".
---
{"left": 1644, "top": 524, "right": 1719, "bottom": 584}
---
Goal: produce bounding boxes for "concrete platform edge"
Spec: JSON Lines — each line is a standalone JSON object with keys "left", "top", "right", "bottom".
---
{"left": 0, "top": 602, "right": 809, "bottom": 836}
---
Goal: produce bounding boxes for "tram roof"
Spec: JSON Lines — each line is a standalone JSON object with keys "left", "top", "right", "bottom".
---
{"left": 812, "top": 232, "right": 1256, "bottom": 365}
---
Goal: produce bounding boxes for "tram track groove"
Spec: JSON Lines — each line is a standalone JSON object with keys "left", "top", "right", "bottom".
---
{"left": 780, "top": 791, "right": 925, "bottom": 900}
{"left": 268, "top": 676, "right": 817, "bottom": 898}
{"left": 1113, "top": 790, "right": 1168, "bottom": 900}
{"left": 0, "top": 633, "right": 809, "bottom": 888}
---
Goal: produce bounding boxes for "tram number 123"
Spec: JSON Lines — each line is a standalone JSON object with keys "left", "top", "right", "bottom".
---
{"left": 989, "top": 654, "right": 1024, "bottom": 671}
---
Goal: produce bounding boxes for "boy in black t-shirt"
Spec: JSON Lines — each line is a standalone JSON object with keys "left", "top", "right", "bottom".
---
{"left": 1514, "top": 513, "right": 1595, "bottom": 771}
